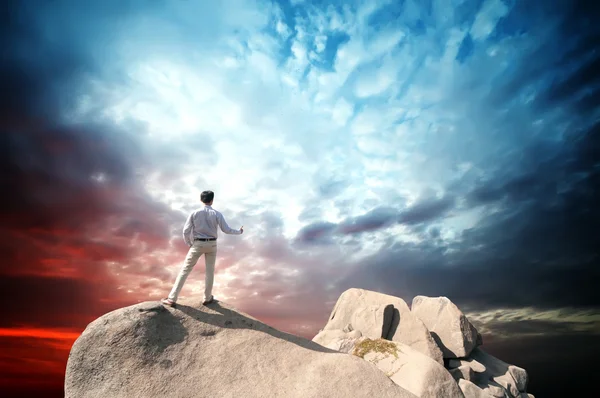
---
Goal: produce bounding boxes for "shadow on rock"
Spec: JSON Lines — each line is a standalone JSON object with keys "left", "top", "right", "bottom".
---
{"left": 135, "top": 303, "right": 188, "bottom": 365}
{"left": 175, "top": 301, "right": 335, "bottom": 354}
{"left": 385, "top": 307, "right": 400, "bottom": 339}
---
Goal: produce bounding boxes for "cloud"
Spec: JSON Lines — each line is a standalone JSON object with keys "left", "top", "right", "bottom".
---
{"left": 397, "top": 196, "right": 456, "bottom": 225}
{"left": 316, "top": 177, "right": 350, "bottom": 198}
{"left": 294, "top": 194, "right": 455, "bottom": 242}
{"left": 295, "top": 222, "right": 337, "bottom": 244}
{"left": 338, "top": 206, "right": 399, "bottom": 234}
{"left": 330, "top": 97, "right": 354, "bottom": 126}
{"left": 470, "top": 0, "right": 510, "bottom": 41}
{"left": 466, "top": 307, "right": 600, "bottom": 338}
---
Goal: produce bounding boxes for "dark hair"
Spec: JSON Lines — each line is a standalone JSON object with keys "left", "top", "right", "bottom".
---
{"left": 200, "top": 190, "right": 214, "bottom": 204}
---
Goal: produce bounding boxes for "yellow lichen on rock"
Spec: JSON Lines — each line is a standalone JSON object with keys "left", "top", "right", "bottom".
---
{"left": 352, "top": 338, "right": 399, "bottom": 359}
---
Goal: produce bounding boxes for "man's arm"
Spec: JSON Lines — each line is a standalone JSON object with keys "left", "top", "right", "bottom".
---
{"left": 182, "top": 212, "right": 194, "bottom": 245}
{"left": 217, "top": 212, "right": 242, "bottom": 235}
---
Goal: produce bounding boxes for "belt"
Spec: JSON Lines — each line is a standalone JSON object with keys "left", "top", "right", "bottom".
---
{"left": 194, "top": 238, "right": 216, "bottom": 241}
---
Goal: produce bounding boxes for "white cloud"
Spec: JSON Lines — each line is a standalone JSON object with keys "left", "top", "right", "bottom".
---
{"left": 471, "top": 0, "right": 510, "bottom": 41}
{"left": 276, "top": 20, "right": 291, "bottom": 39}
{"left": 314, "top": 34, "right": 327, "bottom": 52}
{"left": 354, "top": 64, "right": 396, "bottom": 98}
{"left": 331, "top": 98, "right": 354, "bottom": 126}
{"left": 369, "top": 30, "right": 406, "bottom": 55}
{"left": 350, "top": 104, "right": 404, "bottom": 136}
{"left": 356, "top": 136, "right": 396, "bottom": 157}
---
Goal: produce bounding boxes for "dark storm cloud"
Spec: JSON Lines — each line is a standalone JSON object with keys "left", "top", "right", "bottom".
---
{"left": 338, "top": 122, "right": 600, "bottom": 309}
{"left": 337, "top": 242, "right": 599, "bottom": 312}
{"left": 0, "top": 7, "right": 184, "bottom": 398}
{"left": 338, "top": 206, "right": 398, "bottom": 234}
{"left": 489, "top": 0, "right": 600, "bottom": 118}
{"left": 477, "top": 318, "right": 598, "bottom": 338}
{"left": 330, "top": 117, "right": 600, "bottom": 311}
{"left": 0, "top": 0, "right": 178, "bottom": 321}
{"left": 0, "top": 0, "right": 147, "bottom": 190}
{"left": 363, "top": 0, "right": 599, "bottom": 316}
{"left": 0, "top": 275, "right": 131, "bottom": 329}
{"left": 296, "top": 196, "right": 455, "bottom": 243}
{"left": 397, "top": 196, "right": 455, "bottom": 225}
{"left": 295, "top": 221, "right": 337, "bottom": 245}
{"left": 337, "top": 121, "right": 600, "bottom": 310}
{"left": 0, "top": 0, "right": 152, "bottom": 120}
{"left": 467, "top": 170, "right": 551, "bottom": 207}
{"left": 461, "top": 122, "right": 599, "bottom": 265}
{"left": 542, "top": 53, "right": 600, "bottom": 105}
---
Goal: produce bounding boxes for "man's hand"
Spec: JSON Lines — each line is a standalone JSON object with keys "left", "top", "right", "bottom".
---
{"left": 240, "top": 226, "right": 244, "bottom": 234}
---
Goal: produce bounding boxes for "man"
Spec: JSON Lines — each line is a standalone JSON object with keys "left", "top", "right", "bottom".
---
{"left": 162, "top": 190, "right": 243, "bottom": 307}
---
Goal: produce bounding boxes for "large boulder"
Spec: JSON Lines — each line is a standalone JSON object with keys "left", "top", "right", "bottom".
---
{"left": 312, "top": 329, "right": 362, "bottom": 347}
{"left": 449, "top": 365, "right": 475, "bottom": 382}
{"left": 354, "top": 338, "right": 465, "bottom": 398}
{"left": 323, "top": 289, "right": 443, "bottom": 364}
{"left": 469, "top": 348, "right": 526, "bottom": 397}
{"left": 312, "top": 329, "right": 363, "bottom": 353}
{"left": 448, "top": 358, "right": 486, "bottom": 373}
{"left": 458, "top": 379, "right": 514, "bottom": 398}
{"left": 508, "top": 365, "right": 528, "bottom": 393}
{"left": 311, "top": 290, "right": 533, "bottom": 398}
{"left": 411, "top": 296, "right": 479, "bottom": 358}
{"left": 448, "top": 349, "right": 529, "bottom": 397}
{"left": 65, "top": 300, "right": 417, "bottom": 398}
{"left": 352, "top": 304, "right": 395, "bottom": 338}
{"left": 457, "top": 379, "right": 489, "bottom": 398}
{"left": 481, "top": 381, "right": 510, "bottom": 398}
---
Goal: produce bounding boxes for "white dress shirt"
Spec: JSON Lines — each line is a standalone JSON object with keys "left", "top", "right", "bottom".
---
{"left": 182, "top": 205, "right": 241, "bottom": 246}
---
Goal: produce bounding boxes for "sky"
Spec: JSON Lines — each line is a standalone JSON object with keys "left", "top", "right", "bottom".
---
{"left": 1, "top": 0, "right": 598, "bottom": 396}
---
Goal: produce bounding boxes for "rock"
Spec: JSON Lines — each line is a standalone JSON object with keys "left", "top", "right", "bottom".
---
{"left": 313, "top": 329, "right": 345, "bottom": 346}
{"left": 519, "top": 394, "right": 535, "bottom": 398}
{"left": 351, "top": 304, "right": 395, "bottom": 339}
{"left": 354, "top": 338, "right": 464, "bottom": 398}
{"left": 448, "top": 358, "right": 486, "bottom": 373}
{"left": 329, "top": 336, "right": 365, "bottom": 354}
{"left": 450, "top": 365, "right": 475, "bottom": 382}
{"left": 312, "top": 329, "right": 361, "bottom": 347}
{"left": 480, "top": 381, "right": 509, "bottom": 397}
{"left": 470, "top": 348, "right": 521, "bottom": 397}
{"left": 65, "top": 300, "right": 417, "bottom": 398}
{"left": 476, "top": 332, "right": 483, "bottom": 346}
{"left": 457, "top": 379, "right": 488, "bottom": 398}
{"left": 325, "top": 291, "right": 394, "bottom": 339}
{"left": 508, "top": 365, "right": 528, "bottom": 392}
{"left": 492, "top": 374, "right": 518, "bottom": 397}
{"left": 317, "top": 333, "right": 365, "bottom": 354}
{"left": 447, "top": 352, "right": 521, "bottom": 397}
{"left": 325, "top": 288, "right": 443, "bottom": 364}
{"left": 411, "top": 296, "right": 479, "bottom": 358}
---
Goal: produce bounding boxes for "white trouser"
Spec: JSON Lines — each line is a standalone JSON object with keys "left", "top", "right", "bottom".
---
{"left": 168, "top": 240, "right": 217, "bottom": 302}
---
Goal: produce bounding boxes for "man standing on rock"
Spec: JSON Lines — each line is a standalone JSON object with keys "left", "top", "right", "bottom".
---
{"left": 162, "top": 190, "right": 243, "bottom": 307}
